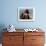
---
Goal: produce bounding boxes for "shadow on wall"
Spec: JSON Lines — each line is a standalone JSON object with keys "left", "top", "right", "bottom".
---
{"left": 0, "top": 24, "right": 7, "bottom": 43}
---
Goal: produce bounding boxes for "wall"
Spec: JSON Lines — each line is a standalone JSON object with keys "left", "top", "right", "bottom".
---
{"left": 0, "top": 0, "right": 46, "bottom": 29}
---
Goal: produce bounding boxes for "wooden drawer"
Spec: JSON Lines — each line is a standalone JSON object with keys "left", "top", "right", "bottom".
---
{"left": 24, "top": 36, "right": 32, "bottom": 42}
{"left": 3, "top": 32, "right": 23, "bottom": 36}
{"left": 32, "top": 36, "right": 45, "bottom": 44}
{"left": 3, "top": 41, "right": 23, "bottom": 46}
{"left": 31, "top": 44, "right": 44, "bottom": 46}
{"left": 24, "top": 32, "right": 44, "bottom": 36}
{"left": 3, "top": 35, "right": 23, "bottom": 44}
{"left": 24, "top": 36, "right": 32, "bottom": 46}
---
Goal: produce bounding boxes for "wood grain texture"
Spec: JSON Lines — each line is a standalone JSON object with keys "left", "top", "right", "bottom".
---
{"left": 2, "top": 32, "right": 45, "bottom": 46}
{"left": 24, "top": 32, "right": 45, "bottom": 46}
{"left": 2, "top": 32, "right": 24, "bottom": 46}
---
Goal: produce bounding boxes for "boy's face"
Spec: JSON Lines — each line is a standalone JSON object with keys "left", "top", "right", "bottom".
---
{"left": 24, "top": 12, "right": 27, "bottom": 16}
{"left": 24, "top": 12, "right": 29, "bottom": 16}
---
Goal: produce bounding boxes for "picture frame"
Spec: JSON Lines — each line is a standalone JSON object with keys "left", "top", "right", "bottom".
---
{"left": 18, "top": 7, "right": 35, "bottom": 21}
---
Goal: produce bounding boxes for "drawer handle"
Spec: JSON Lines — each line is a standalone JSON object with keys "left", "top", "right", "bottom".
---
{"left": 32, "top": 39, "right": 36, "bottom": 40}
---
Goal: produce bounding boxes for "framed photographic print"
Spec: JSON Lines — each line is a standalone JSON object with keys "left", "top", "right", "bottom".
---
{"left": 18, "top": 7, "right": 35, "bottom": 21}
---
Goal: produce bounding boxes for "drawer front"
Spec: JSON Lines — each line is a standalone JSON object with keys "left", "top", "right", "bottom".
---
{"left": 32, "top": 36, "right": 45, "bottom": 44}
{"left": 3, "top": 43, "right": 23, "bottom": 46}
{"left": 24, "top": 36, "right": 32, "bottom": 46}
{"left": 31, "top": 44, "right": 44, "bottom": 46}
{"left": 3, "top": 36, "right": 12, "bottom": 44}
{"left": 3, "top": 32, "right": 23, "bottom": 36}
{"left": 3, "top": 36, "right": 23, "bottom": 44}
{"left": 24, "top": 32, "right": 44, "bottom": 36}
{"left": 3, "top": 43, "right": 16, "bottom": 46}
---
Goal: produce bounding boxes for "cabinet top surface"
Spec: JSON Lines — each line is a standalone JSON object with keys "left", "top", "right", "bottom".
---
{"left": 3, "top": 29, "right": 45, "bottom": 32}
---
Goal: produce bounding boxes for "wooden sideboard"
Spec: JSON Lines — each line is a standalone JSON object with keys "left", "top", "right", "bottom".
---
{"left": 2, "top": 32, "right": 45, "bottom": 46}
